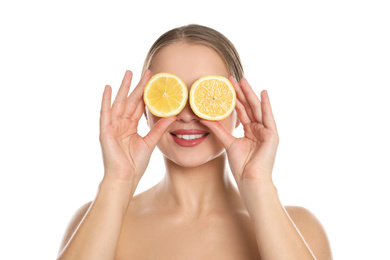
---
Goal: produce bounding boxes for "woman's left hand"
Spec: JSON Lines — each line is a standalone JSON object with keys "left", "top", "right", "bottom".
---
{"left": 200, "top": 77, "right": 279, "bottom": 185}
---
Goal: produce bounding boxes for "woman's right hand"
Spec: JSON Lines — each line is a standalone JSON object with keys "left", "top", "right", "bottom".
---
{"left": 99, "top": 70, "right": 176, "bottom": 185}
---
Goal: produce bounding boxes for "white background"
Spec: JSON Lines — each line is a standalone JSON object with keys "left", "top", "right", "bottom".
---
{"left": 1, "top": 0, "right": 389, "bottom": 259}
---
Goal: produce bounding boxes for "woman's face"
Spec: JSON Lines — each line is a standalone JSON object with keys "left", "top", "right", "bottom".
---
{"left": 146, "top": 41, "right": 238, "bottom": 167}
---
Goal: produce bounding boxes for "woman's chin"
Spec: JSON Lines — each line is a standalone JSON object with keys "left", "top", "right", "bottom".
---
{"left": 162, "top": 150, "right": 226, "bottom": 169}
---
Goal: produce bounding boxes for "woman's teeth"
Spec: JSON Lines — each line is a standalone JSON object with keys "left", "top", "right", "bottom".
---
{"left": 175, "top": 134, "right": 206, "bottom": 140}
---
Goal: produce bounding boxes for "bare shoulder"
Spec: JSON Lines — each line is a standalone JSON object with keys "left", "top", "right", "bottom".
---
{"left": 57, "top": 201, "right": 93, "bottom": 255}
{"left": 285, "top": 206, "right": 333, "bottom": 260}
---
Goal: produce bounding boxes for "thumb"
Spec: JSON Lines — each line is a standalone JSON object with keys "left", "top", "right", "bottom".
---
{"left": 143, "top": 116, "right": 177, "bottom": 150}
{"left": 200, "top": 120, "right": 236, "bottom": 150}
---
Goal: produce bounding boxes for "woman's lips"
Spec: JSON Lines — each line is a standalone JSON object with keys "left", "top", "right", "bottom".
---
{"left": 170, "top": 129, "right": 209, "bottom": 147}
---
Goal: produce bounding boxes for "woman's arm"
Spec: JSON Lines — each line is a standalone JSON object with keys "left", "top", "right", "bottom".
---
{"left": 57, "top": 178, "right": 134, "bottom": 260}
{"left": 57, "top": 70, "right": 176, "bottom": 260}
{"left": 201, "top": 77, "right": 332, "bottom": 259}
{"left": 240, "top": 179, "right": 332, "bottom": 259}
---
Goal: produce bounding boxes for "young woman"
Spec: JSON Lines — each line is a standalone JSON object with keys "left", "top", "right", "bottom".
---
{"left": 57, "top": 24, "right": 332, "bottom": 259}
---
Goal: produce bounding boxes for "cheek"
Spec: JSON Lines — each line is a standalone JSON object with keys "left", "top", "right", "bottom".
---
{"left": 156, "top": 134, "right": 171, "bottom": 153}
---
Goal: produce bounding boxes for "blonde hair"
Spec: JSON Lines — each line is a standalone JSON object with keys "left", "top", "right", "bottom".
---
{"left": 142, "top": 24, "right": 244, "bottom": 81}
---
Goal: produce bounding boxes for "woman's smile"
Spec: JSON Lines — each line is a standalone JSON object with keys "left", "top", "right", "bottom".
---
{"left": 170, "top": 129, "right": 210, "bottom": 147}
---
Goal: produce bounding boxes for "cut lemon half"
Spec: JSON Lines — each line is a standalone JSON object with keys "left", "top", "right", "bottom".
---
{"left": 189, "top": 75, "right": 236, "bottom": 121}
{"left": 144, "top": 73, "right": 188, "bottom": 117}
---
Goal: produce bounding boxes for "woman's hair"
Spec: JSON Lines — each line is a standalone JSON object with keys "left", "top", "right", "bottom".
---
{"left": 142, "top": 24, "right": 244, "bottom": 81}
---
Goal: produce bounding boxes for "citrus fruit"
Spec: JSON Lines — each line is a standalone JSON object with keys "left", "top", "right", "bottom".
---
{"left": 144, "top": 73, "right": 188, "bottom": 117}
{"left": 189, "top": 75, "right": 236, "bottom": 121}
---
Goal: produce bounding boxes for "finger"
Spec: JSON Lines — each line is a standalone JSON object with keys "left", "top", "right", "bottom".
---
{"left": 235, "top": 98, "right": 251, "bottom": 126}
{"left": 112, "top": 70, "right": 133, "bottom": 118}
{"left": 130, "top": 99, "right": 146, "bottom": 122}
{"left": 100, "top": 85, "right": 112, "bottom": 129}
{"left": 261, "top": 90, "right": 277, "bottom": 130}
{"left": 199, "top": 120, "right": 236, "bottom": 150}
{"left": 229, "top": 76, "right": 255, "bottom": 122}
{"left": 240, "top": 78, "right": 263, "bottom": 123}
{"left": 122, "top": 69, "right": 152, "bottom": 119}
{"left": 143, "top": 116, "right": 177, "bottom": 150}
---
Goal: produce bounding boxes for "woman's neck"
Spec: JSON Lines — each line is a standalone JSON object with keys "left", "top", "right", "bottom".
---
{"left": 153, "top": 153, "right": 244, "bottom": 217}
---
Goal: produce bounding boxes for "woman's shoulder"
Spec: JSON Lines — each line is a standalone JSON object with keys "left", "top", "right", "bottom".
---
{"left": 68, "top": 201, "right": 93, "bottom": 224}
{"left": 284, "top": 205, "right": 327, "bottom": 237}
{"left": 284, "top": 206, "right": 332, "bottom": 258}
{"left": 58, "top": 191, "right": 151, "bottom": 255}
{"left": 285, "top": 205, "right": 317, "bottom": 219}
{"left": 58, "top": 201, "right": 92, "bottom": 254}
{"left": 284, "top": 205, "right": 325, "bottom": 230}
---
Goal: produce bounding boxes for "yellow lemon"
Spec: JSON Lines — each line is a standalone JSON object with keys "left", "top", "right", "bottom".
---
{"left": 189, "top": 75, "right": 236, "bottom": 121}
{"left": 144, "top": 73, "right": 188, "bottom": 117}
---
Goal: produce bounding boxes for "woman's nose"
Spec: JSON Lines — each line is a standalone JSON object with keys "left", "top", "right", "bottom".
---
{"left": 176, "top": 99, "right": 199, "bottom": 123}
